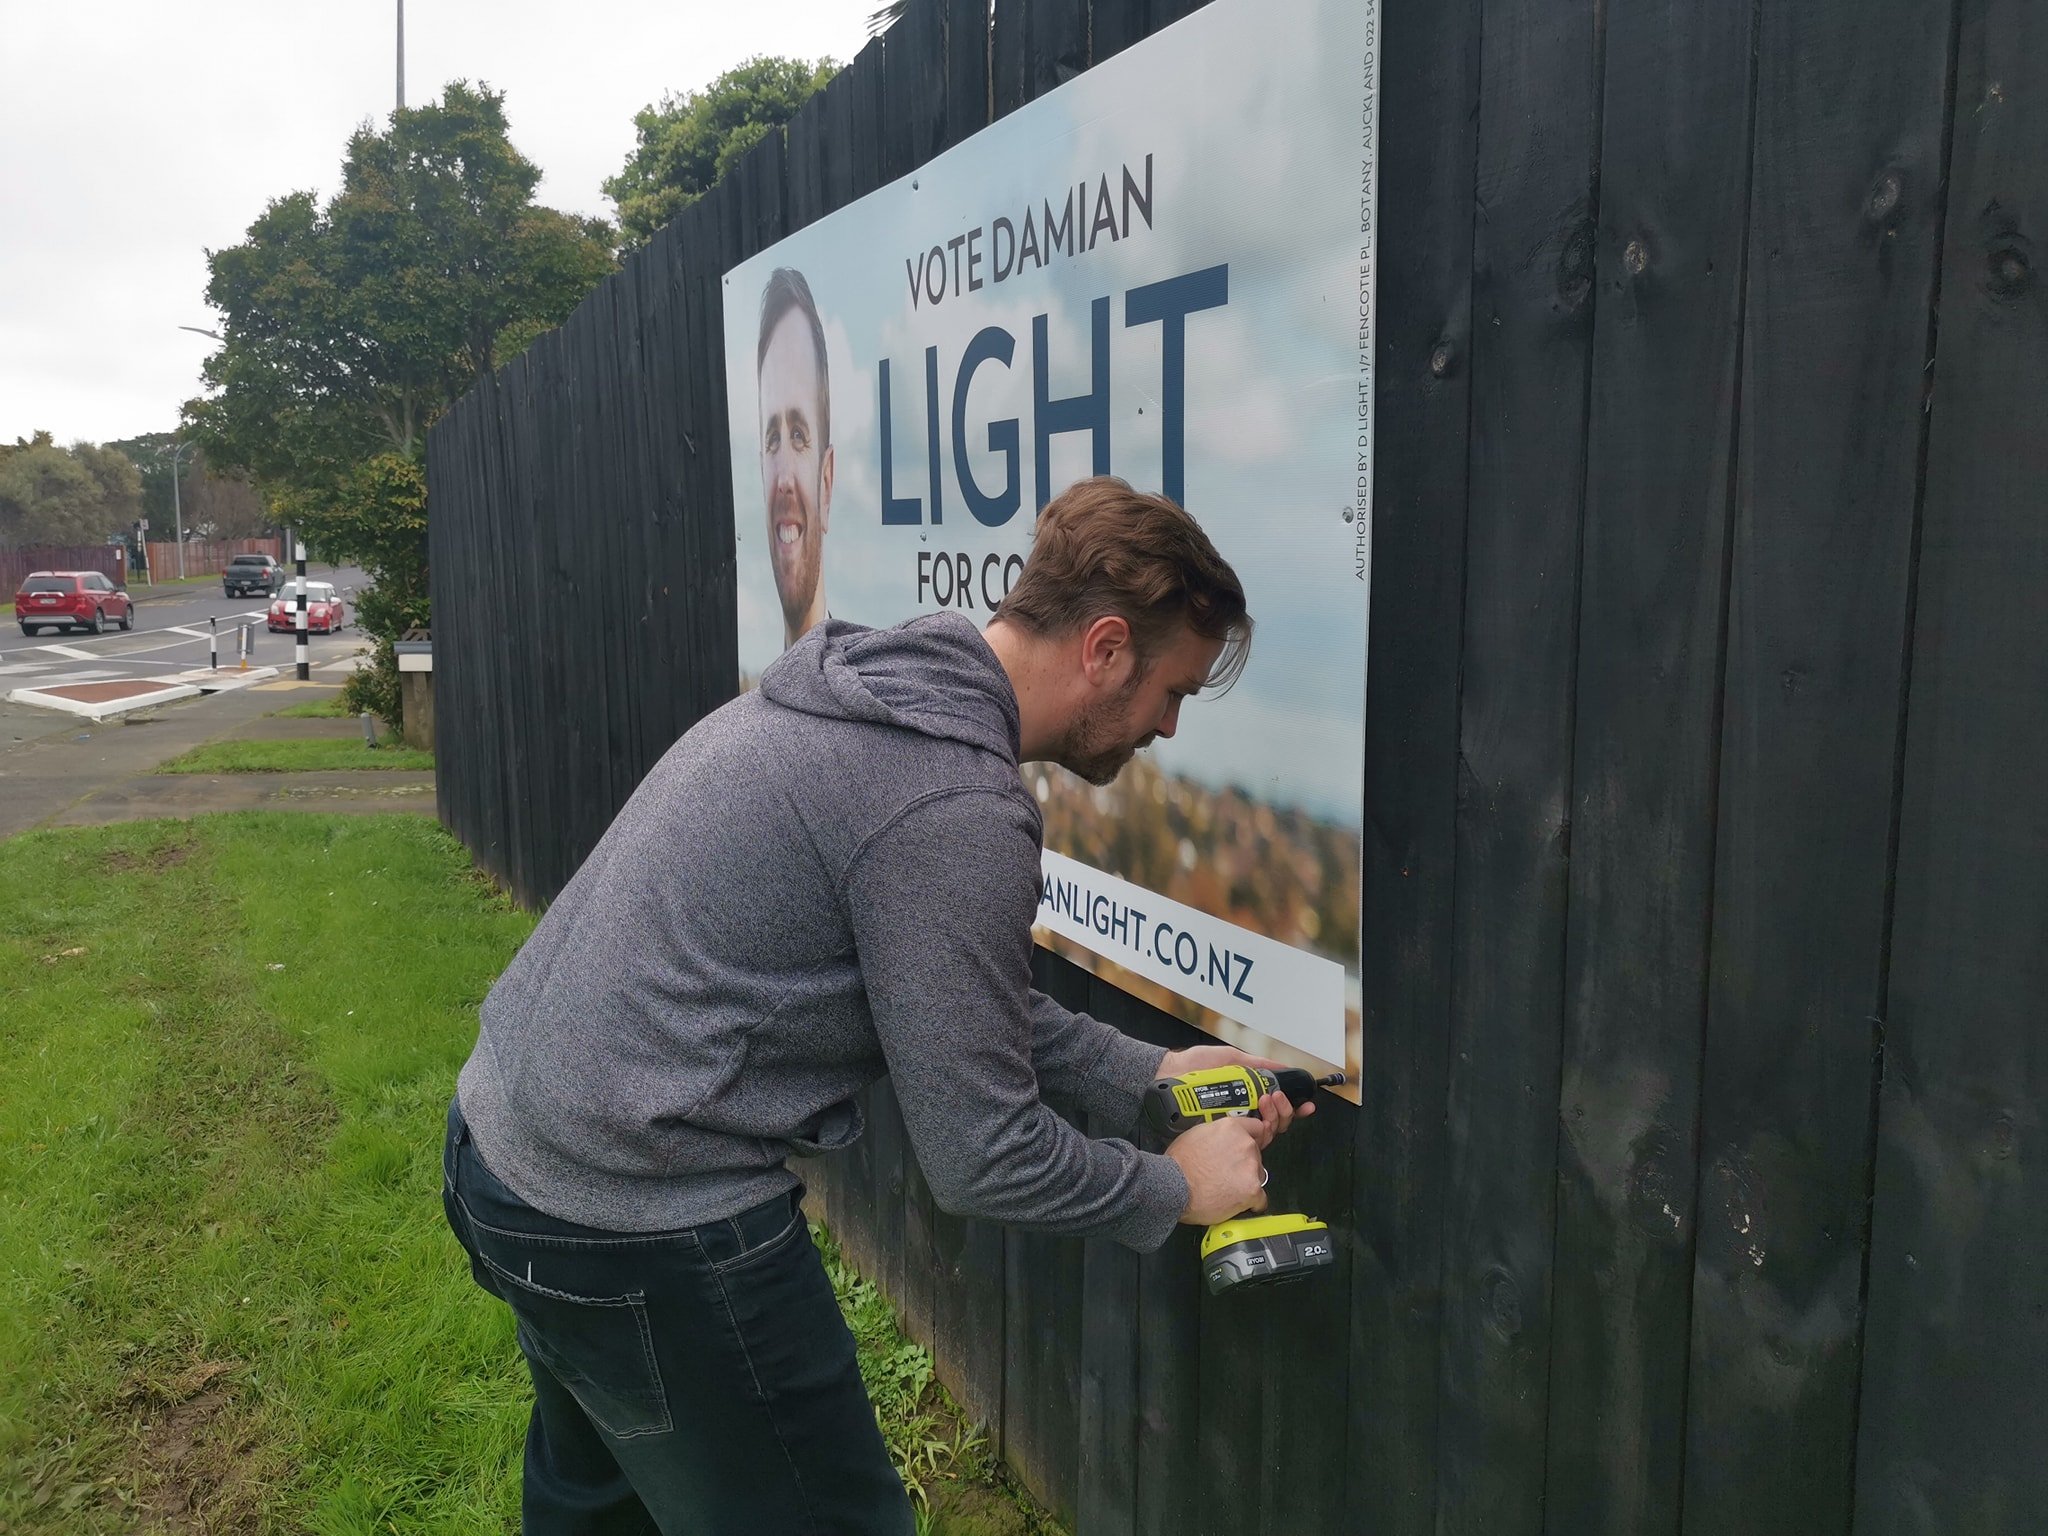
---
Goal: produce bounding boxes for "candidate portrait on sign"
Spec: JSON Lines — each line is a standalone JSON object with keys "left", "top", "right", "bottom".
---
{"left": 756, "top": 267, "right": 835, "bottom": 650}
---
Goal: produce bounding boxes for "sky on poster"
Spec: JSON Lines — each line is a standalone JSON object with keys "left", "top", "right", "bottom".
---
{"left": 724, "top": 0, "right": 1370, "bottom": 826}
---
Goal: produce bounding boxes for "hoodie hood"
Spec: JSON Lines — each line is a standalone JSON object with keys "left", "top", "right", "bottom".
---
{"left": 759, "top": 612, "right": 1020, "bottom": 761}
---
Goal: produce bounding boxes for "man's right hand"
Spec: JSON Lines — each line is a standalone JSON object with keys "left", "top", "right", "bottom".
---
{"left": 1167, "top": 1113, "right": 1273, "bottom": 1225}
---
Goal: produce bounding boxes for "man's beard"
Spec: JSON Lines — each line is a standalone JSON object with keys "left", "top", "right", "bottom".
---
{"left": 1053, "top": 668, "right": 1152, "bottom": 786}
{"left": 769, "top": 483, "right": 822, "bottom": 634}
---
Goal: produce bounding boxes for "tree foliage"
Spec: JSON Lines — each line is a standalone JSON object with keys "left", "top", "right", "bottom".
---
{"left": 327, "top": 454, "right": 429, "bottom": 723}
{"left": 189, "top": 81, "right": 613, "bottom": 722}
{"left": 604, "top": 57, "right": 838, "bottom": 249}
{"left": 193, "top": 82, "right": 614, "bottom": 485}
{"left": 105, "top": 432, "right": 275, "bottom": 539}
{"left": 0, "top": 434, "right": 142, "bottom": 549}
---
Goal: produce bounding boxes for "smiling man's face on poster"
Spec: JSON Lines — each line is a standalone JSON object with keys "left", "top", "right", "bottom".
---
{"left": 756, "top": 268, "right": 835, "bottom": 648}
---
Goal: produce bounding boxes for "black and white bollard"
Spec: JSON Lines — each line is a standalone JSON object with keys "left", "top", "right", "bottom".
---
{"left": 209, "top": 615, "right": 218, "bottom": 671}
{"left": 294, "top": 541, "right": 309, "bottom": 681}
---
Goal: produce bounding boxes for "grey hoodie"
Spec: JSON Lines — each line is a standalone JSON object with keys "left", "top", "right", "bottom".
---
{"left": 455, "top": 611, "right": 1189, "bottom": 1251}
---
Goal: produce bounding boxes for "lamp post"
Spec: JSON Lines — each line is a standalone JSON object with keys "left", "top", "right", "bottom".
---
{"left": 158, "top": 440, "right": 201, "bottom": 580}
{"left": 169, "top": 323, "right": 226, "bottom": 582}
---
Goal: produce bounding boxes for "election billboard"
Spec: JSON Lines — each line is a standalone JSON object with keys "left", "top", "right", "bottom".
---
{"left": 722, "top": 0, "right": 1378, "bottom": 1091}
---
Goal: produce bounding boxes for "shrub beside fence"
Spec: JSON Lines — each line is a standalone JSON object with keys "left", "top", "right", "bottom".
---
{"left": 426, "top": 0, "right": 2048, "bottom": 1531}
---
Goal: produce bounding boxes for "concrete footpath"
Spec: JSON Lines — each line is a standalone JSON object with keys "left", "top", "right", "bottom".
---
{"left": 0, "top": 678, "right": 433, "bottom": 838}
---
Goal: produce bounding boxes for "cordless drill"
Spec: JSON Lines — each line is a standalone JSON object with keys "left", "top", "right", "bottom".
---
{"left": 1140, "top": 1065, "right": 1345, "bottom": 1295}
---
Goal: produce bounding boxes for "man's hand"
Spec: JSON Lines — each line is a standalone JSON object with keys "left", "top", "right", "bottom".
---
{"left": 1154, "top": 1044, "right": 1318, "bottom": 1138}
{"left": 1166, "top": 1114, "right": 1274, "bottom": 1225}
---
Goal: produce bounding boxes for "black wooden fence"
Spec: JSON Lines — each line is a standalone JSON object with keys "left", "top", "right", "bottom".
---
{"left": 426, "top": 0, "right": 2047, "bottom": 1530}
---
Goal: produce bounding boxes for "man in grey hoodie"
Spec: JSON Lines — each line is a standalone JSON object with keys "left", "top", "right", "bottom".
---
{"left": 442, "top": 477, "right": 1309, "bottom": 1534}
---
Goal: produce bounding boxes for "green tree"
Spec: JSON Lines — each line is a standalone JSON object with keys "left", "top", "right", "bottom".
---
{"left": 0, "top": 434, "right": 142, "bottom": 548}
{"left": 106, "top": 431, "right": 179, "bottom": 528}
{"left": 604, "top": 57, "right": 838, "bottom": 249}
{"left": 107, "top": 433, "right": 272, "bottom": 539}
{"left": 71, "top": 444, "right": 144, "bottom": 531}
{"left": 189, "top": 81, "right": 614, "bottom": 722}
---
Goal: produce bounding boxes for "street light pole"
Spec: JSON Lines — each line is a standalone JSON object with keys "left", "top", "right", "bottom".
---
{"left": 158, "top": 440, "right": 200, "bottom": 580}
{"left": 168, "top": 324, "right": 225, "bottom": 584}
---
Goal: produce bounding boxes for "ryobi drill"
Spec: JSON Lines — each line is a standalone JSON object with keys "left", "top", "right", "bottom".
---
{"left": 1141, "top": 1065, "right": 1345, "bottom": 1295}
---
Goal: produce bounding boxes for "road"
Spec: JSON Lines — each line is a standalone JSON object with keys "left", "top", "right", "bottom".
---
{"left": 5, "top": 562, "right": 371, "bottom": 683}
{"left": 1, "top": 563, "right": 372, "bottom": 741}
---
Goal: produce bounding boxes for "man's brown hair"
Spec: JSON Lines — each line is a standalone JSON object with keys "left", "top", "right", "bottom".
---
{"left": 995, "top": 477, "right": 1252, "bottom": 692}
{"left": 758, "top": 267, "right": 831, "bottom": 448}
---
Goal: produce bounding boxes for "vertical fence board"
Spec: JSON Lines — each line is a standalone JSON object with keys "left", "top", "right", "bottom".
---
{"left": 870, "top": 3, "right": 953, "bottom": 1355}
{"left": 1542, "top": 0, "right": 1761, "bottom": 1529}
{"left": 1003, "top": 950, "right": 1090, "bottom": 1524}
{"left": 916, "top": 0, "right": 1002, "bottom": 1429}
{"left": 1077, "top": 982, "right": 1143, "bottom": 1536}
{"left": 1432, "top": 0, "right": 1604, "bottom": 1528}
{"left": 642, "top": 219, "right": 697, "bottom": 762}
{"left": 1256, "top": 1094, "right": 1353, "bottom": 1535}
{"left": 500, "top": 349, "right": 546, "bottom": 905}
{"left": 1677, "top": 0, "right": 1957, "bottom": 1529}
{"left": 1196, "top": 1262, "right": 1265, "bottom": 1534}
{"left": 1852, "top": 2, "right": 2048, "bottom": 1530}
{"left": 991, "top": 0, "right": 1028, "bottom": 120}
{"left": 1346, "top": 0, "right": 1481, "bottom": 1527}
{"left": 1025, "top": 0, "right": 1089, "bottom": 99}
{"left": 472, "top": 374, "right": 517, "bottom": 877}
{"left": 1133, "top": 1155, "right": 1204, "bottom": 1536}
{"left": 941, "top": 0, "right": 991, "bottom": 150}
{"left": 1092, "top": 0, "right": 1154, "bottom": 63}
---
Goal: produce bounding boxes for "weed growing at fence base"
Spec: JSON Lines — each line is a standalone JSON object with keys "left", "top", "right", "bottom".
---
{"left": 155, "top": 739, "right": 433, "bottom": 774}
{"left": 816, "top": 1226, "right": 1062, "bottom": 1536}
{"left": 0, "top": 813, "right": 1057, "bottom": 1535}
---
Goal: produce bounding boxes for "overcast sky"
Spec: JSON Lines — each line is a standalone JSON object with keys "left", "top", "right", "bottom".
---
{"left": 0, "top": 0, "right": 874, "bottom": 448}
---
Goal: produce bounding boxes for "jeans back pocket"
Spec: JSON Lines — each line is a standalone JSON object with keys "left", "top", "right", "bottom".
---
{"left": 477, "top": 1248, "right": 673, "bottom": 1439}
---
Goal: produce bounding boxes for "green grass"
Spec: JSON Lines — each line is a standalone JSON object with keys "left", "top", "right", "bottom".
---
{"left": 0, "top": 815, "right": 1048, "bottom": 1536}
{"left": 131, "top": 573, "right": 222, "bottom": 592}
{"left": 155, "top": 740, "right": 434, "bottom": 775}
{"left": 0, "top": 815, "right": 537, "bottom": 1532}
{"left": 269, "top": 698, "right": 353, "bottom": 720}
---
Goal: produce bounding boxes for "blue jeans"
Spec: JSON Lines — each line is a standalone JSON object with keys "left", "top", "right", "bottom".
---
{"left": 441, "top": 1099, "right": 914, "bottom": 1535}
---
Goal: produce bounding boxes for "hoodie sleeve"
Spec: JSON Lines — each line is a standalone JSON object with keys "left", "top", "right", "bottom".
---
{"left": 1025, "top": 989, "right": 1168, "bottom": 1136}
{"left": 842, "top": 787, "right": 1189, "bottom": 1251}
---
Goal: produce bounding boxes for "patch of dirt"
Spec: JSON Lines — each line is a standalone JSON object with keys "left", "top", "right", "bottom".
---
{"left": 104, "top": 839, "right": 194, "bottom": 873}
{"left": 926, "top": 1479, "right": 1044, "bottom": 1536}
{"left": 116, "top": 1361, "right": 264, "bottom": 1534}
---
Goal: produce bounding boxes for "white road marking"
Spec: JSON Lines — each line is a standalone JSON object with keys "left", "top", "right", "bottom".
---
{"left": 165, "top": 625, "right": 208, "bottom": 638}
{"left": 38, "top": 644, "right": 97, "bottom": 660}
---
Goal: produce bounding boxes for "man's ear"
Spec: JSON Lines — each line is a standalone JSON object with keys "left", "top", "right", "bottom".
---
{"left": 1078, "top": 613, "right": 1133, "bottom": 688}
{"left": 819, "top": 443, "right": 835, "bottom": 533}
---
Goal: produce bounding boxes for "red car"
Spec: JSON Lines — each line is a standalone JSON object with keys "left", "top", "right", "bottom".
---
{"left": 16, "top": 570, "right": 135, "bottom": 636}
{"left": 268, "top": 581, "right": 348, "bottom": 634}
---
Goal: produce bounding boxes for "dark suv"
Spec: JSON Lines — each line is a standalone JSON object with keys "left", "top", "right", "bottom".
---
{"left": 224, "top": 554, "right": 285, "bottom": 596}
